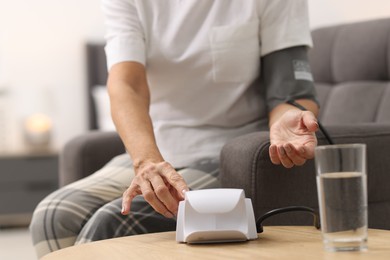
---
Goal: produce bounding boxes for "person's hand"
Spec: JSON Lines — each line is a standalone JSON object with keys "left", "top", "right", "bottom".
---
{"left": 269, "top": 109, "right": 318, "bottom": 168}
{"left": 121, "top": 161, "right": 189, "bottom": 218}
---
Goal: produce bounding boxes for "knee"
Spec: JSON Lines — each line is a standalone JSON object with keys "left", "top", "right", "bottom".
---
{"left": 29, "top": 187, "right": 107, "bottom": 258}
{"left": 30, "top": 198, "right": 80, "bottom": 241}
{"left": 29, "top": 196, "right": 82, "bottom": 259}
{"left": 30, "top": 189, "right": 95, "bottom": 244}
{"left": 29, "top": 200, "right": 46, "bottom": 241}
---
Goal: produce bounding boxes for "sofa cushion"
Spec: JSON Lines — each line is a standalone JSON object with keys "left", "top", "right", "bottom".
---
{"left": 310, "top": 18, "right": 390, "bottom": 125}
{"left": 308, "top": 26, "right": 339, "bottom": 83}
{"left": 332, "top": 19, "right": 390, "bottom": 82}
{"left": 377, "top": 86, "right": 390, "bottom": 124}
{"left": 314, "top": 83, "right": 332, "bottom": 119}
{"left": 309, "top": 18, "right": 390, "bottom": 84}
{"left": 319, "top": 82, "right": 390, "bottom": 125}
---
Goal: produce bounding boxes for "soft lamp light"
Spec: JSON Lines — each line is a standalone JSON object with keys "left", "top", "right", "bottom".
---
{"left": 24, "top": 113, "right": 52, "bottom": 150}
{"left": 25, "top": 113, "right": 52, "bottom": 133}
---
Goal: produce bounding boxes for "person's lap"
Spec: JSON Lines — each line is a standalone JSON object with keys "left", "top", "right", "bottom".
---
{"left": 30, "top": 153, "right": 220, "bottom": 258}
{"left": 76, "top": 157, "right": 221, "bottom": 244}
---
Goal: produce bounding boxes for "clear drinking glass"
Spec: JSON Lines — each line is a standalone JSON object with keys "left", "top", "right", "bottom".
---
{"left": 315, "top": 144, "right": 368, "bottom": 252}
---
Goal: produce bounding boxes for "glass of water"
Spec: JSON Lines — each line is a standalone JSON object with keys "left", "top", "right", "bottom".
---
{"left": 315, "top": 143, "right": 367, "bottom": 252}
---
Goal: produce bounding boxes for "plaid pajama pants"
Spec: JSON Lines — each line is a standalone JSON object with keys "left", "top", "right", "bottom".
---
{"left": 30, "top": 153, "right": 220, "bottom": 259}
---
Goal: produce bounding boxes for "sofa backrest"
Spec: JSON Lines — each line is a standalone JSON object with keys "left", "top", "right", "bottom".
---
{"left": 309, "top": 18, "right": 390, "bottom": 125}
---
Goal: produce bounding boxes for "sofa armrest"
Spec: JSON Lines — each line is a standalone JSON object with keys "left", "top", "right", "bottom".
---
{"left": 220, "top": 124, "right": 390, "bottom": 229}
{"left": 59, "top": 131, "right": 126, "bottom": 187}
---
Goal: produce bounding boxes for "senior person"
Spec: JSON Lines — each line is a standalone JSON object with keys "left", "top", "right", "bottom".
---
{"left": 30, "top": 0, "right": 319, "bottom": 258}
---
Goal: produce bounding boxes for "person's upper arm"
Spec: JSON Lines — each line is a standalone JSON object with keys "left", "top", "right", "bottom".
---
{"left": 262, "top": 46, "right": 319, "bottom": 112}
{"left": 101, "top": 0, "right": 146, "bottom": 71}
{"left": 108, "top": 62, "right": 148, "bottom": 96}
{"left": 259, "top": 0, "right": 312, "bottom": 56}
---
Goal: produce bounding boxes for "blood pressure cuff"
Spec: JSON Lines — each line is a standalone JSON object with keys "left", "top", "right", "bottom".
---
{"left": 262, "top": 46, "right": 319, "bottom": 112}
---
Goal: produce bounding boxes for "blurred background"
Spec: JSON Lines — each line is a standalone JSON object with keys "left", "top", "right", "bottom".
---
{"left": 0, "top": 0, "right": 104, "bottom": 152}
{"left": 1, "top": 0, "right": 390, "bottom": 258}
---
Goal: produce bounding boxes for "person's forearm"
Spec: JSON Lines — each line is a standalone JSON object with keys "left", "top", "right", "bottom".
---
{"left": 108, "top": 63, "right": 188, "bottom": 217}
{"left": 107, "top": 66, "right": 163, "bottom": 170}
{"left": 268, "top": 99, "right": 319, "bottom": 128}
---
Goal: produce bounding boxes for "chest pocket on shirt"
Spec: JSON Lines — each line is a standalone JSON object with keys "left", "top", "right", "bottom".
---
{"left": 209, "top": 21, "right": 260, "bottom": 83}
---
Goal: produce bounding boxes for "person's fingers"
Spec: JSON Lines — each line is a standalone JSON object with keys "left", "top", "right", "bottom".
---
{"left": 269, "top": 144, "right": 281, "bottom": 165}
{"left": 159, "top": 162, "right": 189, "bottom": 200}
{"left": 149, "top": 175, "right": 179, "bottom": 216}
{"left": 278, "top": 146, "right": 294, "bottom": 168}
{"left": 302, "top": 143, "right": 316, "bottom": 159}
{"left": 302, "top": 111, "right": 319, "bottom": 132}
{"left": 140, "top": 178, "right": 174, "bottom": 218}
{"left": 121, "top": 184, "right": 141, "bottom": 215}
{"left": 283, "top": 143, "right": 306, "bottom": 166}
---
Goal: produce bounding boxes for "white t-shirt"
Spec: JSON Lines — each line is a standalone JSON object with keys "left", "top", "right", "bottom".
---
{"left": 102, "top": 0, "right": 313, "bottom": 167}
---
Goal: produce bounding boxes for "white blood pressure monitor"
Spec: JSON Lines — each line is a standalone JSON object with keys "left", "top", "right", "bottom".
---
{"left": 176, "top": 189, "right": 258, "bottom": 243}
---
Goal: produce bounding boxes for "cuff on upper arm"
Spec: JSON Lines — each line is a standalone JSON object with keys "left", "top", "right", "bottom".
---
{"left": 262, "top": 46, "right": 319, "bottom": 112}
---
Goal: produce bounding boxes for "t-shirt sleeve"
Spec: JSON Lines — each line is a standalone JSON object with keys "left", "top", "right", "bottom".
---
{"left": 259, "top": 0, "right": 313, "bottom": 56}
{"left": 101, "top": 0, "right": 146, "bottom": 70}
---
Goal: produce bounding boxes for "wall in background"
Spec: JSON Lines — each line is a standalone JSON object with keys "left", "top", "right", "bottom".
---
{"left": 0, "top": 0, "right": 105, "bottom": 151}
{"left": 0, "top": 0, "right": 390, "bottom": 151}
{"left": 308, "top": 0, "right": 390, "bottom": 29}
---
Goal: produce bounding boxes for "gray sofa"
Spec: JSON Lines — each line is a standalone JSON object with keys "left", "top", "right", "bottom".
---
{"left": 60, "top": 18, "right": 390, "bottom": 229}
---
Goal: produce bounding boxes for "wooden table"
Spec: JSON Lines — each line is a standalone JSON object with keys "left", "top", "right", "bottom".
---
{"left": 42, "top": 226, "right": 390, "bottom": 260}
